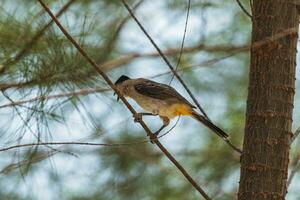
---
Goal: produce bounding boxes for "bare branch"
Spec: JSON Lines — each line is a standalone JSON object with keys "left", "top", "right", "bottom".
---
{"left": 36, "top": 1, "right": 212, "bottom": 198}
{"left": 0, "top": 81, "right": 31, "bottom": 91}
{"left": 251, "top": 27, "right": 298, "bottom": 50}
{"left": 0, "top": 87, "right": 109, "bottom": 109}
{"left": 0, "top": 141, "right": 147, "bottom": 152}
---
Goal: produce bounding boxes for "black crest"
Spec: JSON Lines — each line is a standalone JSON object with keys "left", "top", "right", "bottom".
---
{"left": 114, "top": 75, "right": 130, "bottom": 85}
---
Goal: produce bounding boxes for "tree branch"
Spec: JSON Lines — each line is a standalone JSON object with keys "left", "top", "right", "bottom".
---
{"left": 36, "top": 0, "right": 211, "bottom": 199}
{"left": 0, "top": 87, "right": 109, "bottom": 109}
{"left": 0, "top": 141, "right": 146, "bottom": 152}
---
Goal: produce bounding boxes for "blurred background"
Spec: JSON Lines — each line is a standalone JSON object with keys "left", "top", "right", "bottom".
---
{"left": 0, "top": 0, "right": 299, "bottom": 199}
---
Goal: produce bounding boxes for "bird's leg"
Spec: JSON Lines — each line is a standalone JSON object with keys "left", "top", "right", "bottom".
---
{"left": 154, "top": 116, "right": 170, "bottom": 136}
{"left": 133, "top": 112, "right": 158, "bottom": 123}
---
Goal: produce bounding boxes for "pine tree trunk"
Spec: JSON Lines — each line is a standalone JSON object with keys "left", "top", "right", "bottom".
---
{"left": 238, "top": 1, "right": 299, "bottom": 199}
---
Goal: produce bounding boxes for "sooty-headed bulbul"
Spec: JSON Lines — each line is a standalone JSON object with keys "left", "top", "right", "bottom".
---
{"left": 114, "top": 75, "right": 228, "bottom": 139}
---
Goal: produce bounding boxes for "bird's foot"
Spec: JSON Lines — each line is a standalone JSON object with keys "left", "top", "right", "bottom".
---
{"left": 133, "top": 113, "right": 143, "bottom": 123}
{"left": 149, "top": 134, "right": 158, "bottom": 144}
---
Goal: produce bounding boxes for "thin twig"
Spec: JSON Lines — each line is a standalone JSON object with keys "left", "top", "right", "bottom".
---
{"left": 235, "top": 0, "right": 252, "bottom": 19}
{"left": 0, "top": 141, "right": 143, "bottom": 152}
{"left": 251, "top": 27, "right": 298, "bottom": 50}
{"left": 121, "top": 0, "right": 210, "bottom": 121}
{"left": 36, "top": 1, "right": 211, "bottom": 199}
{"left": 0, "top": 79, "right": 38, "bottom": 91}
{"left": 249, "top": 0, "right": 253, "bottom": 14}
{"left": 0, "top": 87, "right": 109, "bottom": 109}
{"left": 224, "top": 139, "right": 242, "bottom": 153}
{"left": 169, "top": 0, "right": 191, "bottom": 84}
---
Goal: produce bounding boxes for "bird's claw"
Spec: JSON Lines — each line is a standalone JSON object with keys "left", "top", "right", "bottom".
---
{"left": 149, "top": 134, "right": 158, "bottom": 144}
{"left": 133, "top": 113, "right": 142, "bottom": 123}
{"left": 113, "top": 92, "right": 120, "bottom": 101}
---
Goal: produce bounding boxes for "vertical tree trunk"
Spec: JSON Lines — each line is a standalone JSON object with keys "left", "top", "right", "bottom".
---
{"left": 238, "top": 1, "right": 299, "bottom": 200}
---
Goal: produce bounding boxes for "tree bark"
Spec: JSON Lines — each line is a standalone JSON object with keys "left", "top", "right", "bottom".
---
{"left": 238, "top": 1, "right": 299, "bottom": 200}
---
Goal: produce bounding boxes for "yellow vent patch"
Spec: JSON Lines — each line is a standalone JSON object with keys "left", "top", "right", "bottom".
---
{"left": 172, "top": 104, "right": 191, "bottom": 116}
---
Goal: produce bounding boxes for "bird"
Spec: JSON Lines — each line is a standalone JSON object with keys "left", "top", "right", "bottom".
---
{"left": 114, "top": 75, "right": 228, "bottom": 140}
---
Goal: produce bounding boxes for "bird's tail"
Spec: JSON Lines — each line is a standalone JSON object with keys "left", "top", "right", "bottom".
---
{"left": 191, "top": 111, "right": 229, "bottom": 140}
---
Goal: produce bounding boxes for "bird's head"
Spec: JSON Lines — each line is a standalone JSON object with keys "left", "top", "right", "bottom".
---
{"left": 114, "top": 75, "right": 131, "bottom": 101}
{"left": 114, "top": 75, "right": 131, "bottom": 86}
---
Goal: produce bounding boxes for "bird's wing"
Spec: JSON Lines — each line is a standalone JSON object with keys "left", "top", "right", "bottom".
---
{"left": 134, "top": 79, "right": 196, "bottom": 108}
